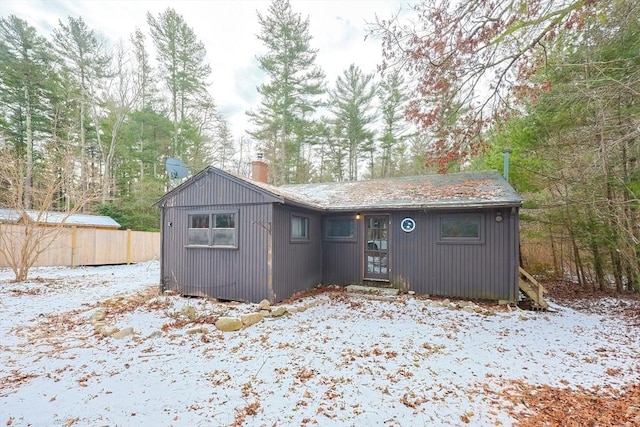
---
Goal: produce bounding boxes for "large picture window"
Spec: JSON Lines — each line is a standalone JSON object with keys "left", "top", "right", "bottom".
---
{"left": 291, "top": 215, "right": 309, "bottom": 240}
{"left": 438, "top": 215, "right": 483, "bottom": 243}
{"left": 324, "top": 218, "right": 355, "bottom": 240}
{"left": 187, "top": 212, "right": 237, "bottom": 248}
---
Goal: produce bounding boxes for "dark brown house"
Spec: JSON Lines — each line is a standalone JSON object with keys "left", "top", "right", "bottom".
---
{"left": 155, "top": 162, "right": 522, "bottom": 304}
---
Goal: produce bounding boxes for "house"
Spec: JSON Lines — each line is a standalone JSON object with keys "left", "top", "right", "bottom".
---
{"left": 155, "top": 160, "right": 522, "bottom": 304}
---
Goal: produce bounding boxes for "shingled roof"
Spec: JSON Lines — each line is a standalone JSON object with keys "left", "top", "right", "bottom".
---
{"left": 156, "top": 167, "right": 521, "bottom": 211}
{"left": 278, "top": 170, "right": 521, "bottom": 211}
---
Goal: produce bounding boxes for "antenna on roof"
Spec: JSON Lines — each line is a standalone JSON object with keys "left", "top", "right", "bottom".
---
{"left": 165, "top": 157, "right": 190, "bottom": 185}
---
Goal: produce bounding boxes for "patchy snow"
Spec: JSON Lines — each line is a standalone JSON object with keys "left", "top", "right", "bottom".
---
{"left": 1, "top": 262, "right": 639, "bottom": 426}
{"left": 279, "top": 171, "right": 521, "bottom": 210}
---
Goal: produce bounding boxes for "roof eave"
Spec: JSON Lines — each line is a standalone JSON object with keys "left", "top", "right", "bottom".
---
{"left": 319, "top": 200, "right": 522, "bottom": 211}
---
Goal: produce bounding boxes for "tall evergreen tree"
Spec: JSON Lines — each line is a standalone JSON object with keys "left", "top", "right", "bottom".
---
{"left": 0, "top": 15, "right": 55, "bottom": 209}
{"left": 130, "top": 28, "right": 157, "bottom": 111}
{"left": 147, "top": 8, "right": 212, "bottom": 159}
{"left": 378, "top": 70, "right": 411, "bottom": 177}
{"left": 329, "top": 64, "right": 377, "bottom": 180}
{"left": 248, "top": 0, "right": 325, "bottom": 184}
{"left": 52, "top": 16, "right": 111, "bottom": 211}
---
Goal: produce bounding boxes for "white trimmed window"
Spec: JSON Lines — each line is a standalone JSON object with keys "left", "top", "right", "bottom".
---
{"left": 188, "top": 212, "right": 237, "bottom": 248}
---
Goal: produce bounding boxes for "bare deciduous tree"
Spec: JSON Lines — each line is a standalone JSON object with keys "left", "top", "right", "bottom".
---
{"left": 0, "top": 149, "right": 100, "bottom": 281}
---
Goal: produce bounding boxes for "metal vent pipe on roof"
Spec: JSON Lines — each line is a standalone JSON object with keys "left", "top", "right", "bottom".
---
{"left": 503, "top": 148, "right": 511, "bottom": 182}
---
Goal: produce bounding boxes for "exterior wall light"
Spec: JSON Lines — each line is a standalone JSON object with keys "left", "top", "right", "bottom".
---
{"left": 495, "top": 211, "right": 503, "bottom": 222}
{"left": 355, "top": 213, "right": 361, "bottom": 220}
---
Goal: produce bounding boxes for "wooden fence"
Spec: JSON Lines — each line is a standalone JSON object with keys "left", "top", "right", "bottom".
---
{"left": 0, "top": 223, "right": 160, "bottom": 268}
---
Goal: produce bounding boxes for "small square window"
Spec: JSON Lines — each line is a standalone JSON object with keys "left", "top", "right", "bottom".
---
{"left": 291, "top": 215, "right": 309, "bottom": 240}
{"left": 188, "top": 214, "right": 210, "bottom": 246}
{"left": 212, "top": 213, "right": 236, "bottom": 246}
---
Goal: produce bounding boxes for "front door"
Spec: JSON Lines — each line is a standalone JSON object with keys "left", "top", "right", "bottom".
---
{"left": 364, "top": 215, "right": 389, "bottom": 280}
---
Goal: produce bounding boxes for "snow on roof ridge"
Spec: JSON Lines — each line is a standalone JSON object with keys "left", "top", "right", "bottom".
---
{"left": 0, "top": 207, "right": 120, "bottom": 228}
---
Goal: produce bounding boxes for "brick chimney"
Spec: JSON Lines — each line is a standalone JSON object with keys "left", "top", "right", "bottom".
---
{"left": 251, "top": 153, "right": 268, "bottom": 183}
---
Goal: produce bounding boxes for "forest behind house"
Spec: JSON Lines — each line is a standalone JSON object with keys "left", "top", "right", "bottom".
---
{"left": 0, "top": 0, "right": 638, "bottom": 291}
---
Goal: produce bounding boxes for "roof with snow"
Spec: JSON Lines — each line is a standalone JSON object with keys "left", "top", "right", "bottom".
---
{"left": 0, "top": 208, "right": 120, "bottom": 228}
{"left": 278, "top": 170, "right": 521, "bottom": 211}
{"left": 156, "top": 167, "right": 521, "bottom": 211}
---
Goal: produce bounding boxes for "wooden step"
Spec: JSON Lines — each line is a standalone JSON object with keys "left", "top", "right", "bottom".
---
{"left": 519, "top": 267, "right": 548, "bottom": 310}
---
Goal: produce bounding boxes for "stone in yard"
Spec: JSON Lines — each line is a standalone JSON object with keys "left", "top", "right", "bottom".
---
{"left": 148, "top": 331, "right": 163, "bottom": 339}
{"left": 257, "top": 299, "right": 271, "bottom": 311}
{"left": 91, "top": 309, "right": 106, "bottom": 322}
{"left": 271, "top": 306, "right": 287, "bottom": 317}
{"left": 462, "top": 306, "right": 475, "bottom": 314}
{"left": 98, "top": 326, "right": 120, "bottom": 337}
{"left": 215, "top": 317, "right": 243, "bottom": 332}
{"left": 181, "top": 306, "right": 197, "bottom": 320}
{"left": 260, "top": 309, "right": 272, "bottom": 318}
{"left": 91, "top": 320, "right": 106, "bottom": 328}
{"left": 474, "top": 306, "right": 484, "bottom": 313}
{"left": 112, "top": 327, "right": 134, "bottom": 339}
{"left": 187, "top": 326, "right": 209, "bottom": 334}
{"left": 240, "top": 312, "right": 263, "bottom": 327}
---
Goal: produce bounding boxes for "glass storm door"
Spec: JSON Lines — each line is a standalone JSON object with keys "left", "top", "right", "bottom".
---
{"left": 364, "top": 215, "right": 389, "bottom": 280}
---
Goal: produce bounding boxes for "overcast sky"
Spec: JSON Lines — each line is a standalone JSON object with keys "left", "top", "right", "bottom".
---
{"left": 2, "top": 0, "right": 416, "bottom": 140}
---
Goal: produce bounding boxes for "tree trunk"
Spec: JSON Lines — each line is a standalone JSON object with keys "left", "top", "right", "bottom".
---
{"left": 549, "top": 228, "right": 560, "bottom": 278}
{"left": 24, "top": 85, "right": 32, "bottom": 210}
{"left": 590, "top": 240, "right": 605, "bottom": 291}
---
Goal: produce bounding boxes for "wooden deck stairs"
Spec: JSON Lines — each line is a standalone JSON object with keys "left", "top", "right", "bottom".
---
{"left": 519, "top": 267, "right": 549, "bottom": 310}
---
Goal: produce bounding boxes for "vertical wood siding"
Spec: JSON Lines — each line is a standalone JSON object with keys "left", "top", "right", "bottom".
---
{"left": 162, "top": 169, "right": 281, "bottom": 207}
{"left": 391, "top": 208, "right": 518, "bottom": 301}
{"left": 159, "top": 166, "right": 519, "bottom": 303}
{"left": 160, "top": 169, "right": 275, "bottom": 302}
{"left": 271, "top": 205, "right": 323, "bottom": 302}
{"left": 161, "top": 203, "right": 271, "bottom": 302}
{"left": 321, "top": 213, "right": 362, "bottom": 284}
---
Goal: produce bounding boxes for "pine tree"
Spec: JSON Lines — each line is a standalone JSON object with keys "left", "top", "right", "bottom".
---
{"left": 378, "top": 70, "right": 412, "bottom": 177}
{"left": 130, "top": 28, "right": 157, "bottom": 111}
{"left": 147, "top": 8, "right": 212, "bottom": 159}
{"left": 52, "top": 16, "right": 111, "bottom": 211}
{"left": 0, "top": 15, "right": 55, "bottom": 209}
{"left": 329, "top": 64, "right": 377, "bottom": 180}
{"left": 248, "top": 0, "right": 325, "bottom": 184}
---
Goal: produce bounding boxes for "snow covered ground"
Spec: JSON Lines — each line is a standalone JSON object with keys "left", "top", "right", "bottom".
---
{"left": 1, "top": 261, "right": 639, "bottom": 426}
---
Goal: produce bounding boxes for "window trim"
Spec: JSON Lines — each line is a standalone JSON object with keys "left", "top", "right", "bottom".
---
{"left": 437, "top": 213, "right": 484, "bottom": 244}
{"left": 290, "top": 213, "right": 310, "bottom": 243}
{"left": 186, "top": 210, "right": 239, "bottom": 249}
{"left": 323, "top": 217, "right": 357, "bottom": 242}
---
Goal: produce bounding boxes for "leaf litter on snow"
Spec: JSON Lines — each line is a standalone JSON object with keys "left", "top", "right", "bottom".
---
{"left": 1, "top": 261, "right": 640, "bottom": 426}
